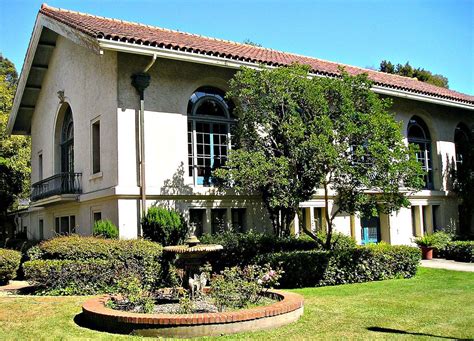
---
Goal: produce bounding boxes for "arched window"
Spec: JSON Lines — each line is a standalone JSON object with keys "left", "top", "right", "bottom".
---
{"left": 61, "top": 107, "right": 74, "bottom": 173}
{"left": 408, "top": 116, "right": 433, "bottom": 189}
{"left": 187, "top": 86, "right": 235, "bottom": 185}
{"left": 454, "top": 123, "right": 471, "bottom": 169}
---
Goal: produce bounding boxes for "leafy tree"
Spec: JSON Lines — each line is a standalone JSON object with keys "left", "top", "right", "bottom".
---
{"left": 0, "top": 55, "right": 31, "bottom": 217}
{"left": 215, "top": 64, "right": 424, "bottom": 248}
{"left": 452, "top": 140, "right": 474, "bottom": 234}
{"left": 379, "top": 60, "right": 449, "bottom": 88}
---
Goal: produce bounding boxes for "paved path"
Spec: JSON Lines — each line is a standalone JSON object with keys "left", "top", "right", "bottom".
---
{"left": 420, "top": 258, "right": 474, "bottom": 272}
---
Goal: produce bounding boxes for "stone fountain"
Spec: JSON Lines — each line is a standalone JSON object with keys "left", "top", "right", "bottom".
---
{"left": 163, "top": 227, "right": 223, "bottom": 286}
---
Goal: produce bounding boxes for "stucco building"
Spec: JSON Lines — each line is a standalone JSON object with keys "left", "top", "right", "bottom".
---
{"left": 8, "top": 5, "right": 474, "bottom": 244}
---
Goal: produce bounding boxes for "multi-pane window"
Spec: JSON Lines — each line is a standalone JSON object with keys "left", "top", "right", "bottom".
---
{"left": 189, "top": 209, "right": 205, "bottom": 236}
{"left": 92, "top": 120, "right": 101, "bottom": 174}
{"left": 211, "top": 209, "right": 227, "bottom": 234}
{"left": 407, "top": 116, "right": 433, "bottom": 190}
{"left": 61, "top": 107, "right": 74, "bottom": 173}
{"left": 454, "top": 123, "right": 470, "bottom": 169}
{"left": 38, "top": 153, "right": 43, "bottom": 180}
{"left": 55, "top": 215, "right": 76, "bottom": 234}
{"left": 231, "top": 208, "right": 246, "bottom": 232}
{"left": 187, "top": 87, "right": 234, "bottom": 186}
{"left": 38, "top": 219, "right": 44, "bottom": 240}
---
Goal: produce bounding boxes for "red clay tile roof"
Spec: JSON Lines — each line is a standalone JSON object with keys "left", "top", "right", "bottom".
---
{"left": 39, "top": 4, "right": 474, "bottom": 105}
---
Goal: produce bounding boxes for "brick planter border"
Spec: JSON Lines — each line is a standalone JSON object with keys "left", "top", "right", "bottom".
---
{"left": 82, "top": 289, "right": 304, "bottom": 338}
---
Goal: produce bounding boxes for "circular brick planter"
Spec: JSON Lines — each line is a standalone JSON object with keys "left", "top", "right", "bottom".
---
{"left": 82, "top": 290, "right": 304, "bottom": 338}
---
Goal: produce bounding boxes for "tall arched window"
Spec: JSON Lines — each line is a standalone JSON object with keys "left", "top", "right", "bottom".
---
{"left": 408, "top": 116, "right": 433, "bottom": 189}
{"left": 61, "top": 107, "right": 74, "bottom": 173}
{"left": 454, "top": 123, "right": 471, "bottom": 169}
{"left": 187, "top": 86, "right": 235, "bottom": 186}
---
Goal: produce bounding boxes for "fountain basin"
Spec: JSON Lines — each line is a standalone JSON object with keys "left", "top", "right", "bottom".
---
{"left": 82, "top": 289, "right": 304, "bottom": 338}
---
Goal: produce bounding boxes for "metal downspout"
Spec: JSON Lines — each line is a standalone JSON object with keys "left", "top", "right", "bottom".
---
{"left": 131, "top": 54, "right": 157, "bottom": 230}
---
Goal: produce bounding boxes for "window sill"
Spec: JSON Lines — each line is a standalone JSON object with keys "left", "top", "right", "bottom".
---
{"left": 89, "top": 172, "right": 103, "bottom": 181}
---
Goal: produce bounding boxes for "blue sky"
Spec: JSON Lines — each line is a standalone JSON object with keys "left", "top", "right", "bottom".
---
{"left": 1, "top": 0, "right": 473, "bottom": 95}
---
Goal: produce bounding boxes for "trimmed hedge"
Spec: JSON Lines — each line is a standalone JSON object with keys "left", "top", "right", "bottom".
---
{"left": 200, "top": 231, "right": 356, "bottom": 272}
{"left": 444, "top": 241, "right": 473, "bottom": 262}
{"left": 256, "top": 244, "right": 421, "bottom": 288}
{"left": 23, "top": 259, "right": 117, "bottom": 295}
{"left": 200, "top": 231, "right": 319, "bottom": 271}
{"left": 23, "top": 235, "right": 164, "bottom": 294}
{"left": 0, "top": 248, "right": 22, "bottom": 284}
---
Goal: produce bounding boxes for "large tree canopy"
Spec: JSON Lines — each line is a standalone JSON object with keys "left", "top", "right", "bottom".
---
{"left": 215, "top": 64, "right": 424, "bottom": 248}
{"left": 379, "top": 60, "right": 449, "bottom": 89}
{"left": 0, "top": 55, "right": 31, "bottom": 215}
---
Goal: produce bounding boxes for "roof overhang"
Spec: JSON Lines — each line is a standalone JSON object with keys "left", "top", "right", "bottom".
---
{"left": 7, "top": 13, "right": 100, "bottom": 135}
{"left": 8, "top": 12, "right": 473, "bottom": 136}
{"left": 98, "top": 39, "right": 474, "bottom": 111}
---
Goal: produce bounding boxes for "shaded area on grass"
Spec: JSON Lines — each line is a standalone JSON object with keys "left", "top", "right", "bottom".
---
{"left": 0, "top": 268, "right": 473, "bottom": 340}
{"left": 368, "top": 326, "right": 470, "bottom": 340}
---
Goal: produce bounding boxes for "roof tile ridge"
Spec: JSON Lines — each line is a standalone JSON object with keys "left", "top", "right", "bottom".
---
{"left": 39, "top": 4, "right": 473, "bottom": 100}
{"left": 40, "top": 4, "right": 282, "bottom": 52}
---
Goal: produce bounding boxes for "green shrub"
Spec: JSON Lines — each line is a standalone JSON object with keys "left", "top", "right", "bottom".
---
{"left": 93, "top": 220, "right": 119, "bottom": 239}
{"left": 0, "top": 248, "right": 22, "bottom": 284}
{"left": 256, "top": 244, "right": 420, "bottom": 288}
{"left": 200, "top": 230, "right": 319, "bottom": 271}
{"left": 444, "top": 241, "right": 473, "bottom": 262}
{"left": 314, "top": 231, "right": 357, "bottom": 250}
{"left": 23, "top": 235, "right": 164, "bottom": 294}
{"left": 210, "top": 264, "right": 283, "bottom": 311}
{"left": 141, "top": 207, "right": 187, "bottom": 246}
{"left": 23, "top": 259, "right": 118, "bottom": 295}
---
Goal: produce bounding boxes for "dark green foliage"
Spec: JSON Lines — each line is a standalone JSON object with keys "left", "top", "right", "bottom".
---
{"left": 23, "top": 259, "right": 119, "bottom": 295}
{"left": 216, "top": 64, "right": 423, "bottom": 246}
{"left": 379, "top": 60, "right": 449, "bottom": 88}
{"left": 200, "top": 231, "right": 319, "bottom": 271}
{"left": 141, "top": 207, "right": 187, "bottom": 246}
{"left": 0, "top": 56, "right": 30, "bottom": 217}
{"left": 0, "top": 248, "right": 21, "bottom": 284}
{"left": 92, "top": 219, "right": 119, "bottom": 239}
{"left": 23, "top": 235, "right": 164, "bottom": 294}
{"left": 444, "top": 241, "right": 473, "bottom": 262}
{"left": 256, "top": 244, "right": 421, "bottom": 288}
{"left": 107, "top": 276, "right": 155, "bottom": 313}
{"left": 210, "top": 264, "right": 282, "bottom": 311}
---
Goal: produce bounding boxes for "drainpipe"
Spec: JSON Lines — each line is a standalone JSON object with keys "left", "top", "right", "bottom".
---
{"left": 131, "top": 54, "right": 157, "bottom": 223}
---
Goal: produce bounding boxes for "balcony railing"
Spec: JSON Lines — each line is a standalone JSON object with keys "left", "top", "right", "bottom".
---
{"left": 31, "top": 172, "right": 82, "bottom": 202}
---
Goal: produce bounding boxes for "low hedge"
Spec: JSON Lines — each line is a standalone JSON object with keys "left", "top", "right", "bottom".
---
{"left": 200, "top": 231, "right": 356, "bottom": 272}
{"left": 23, "top": 235, "right": 164, "bottom": 294}
{"left": 444, "top": 241, "right": 473, "bottom": 262}
{"left": 200, "top": 231, "right": 319, "bottom": 271}
{"left": 0, "top": 248, "right": 22, "bottom": 284}
{"left": 256, "top": 244, "right": 421, "bottom": 288}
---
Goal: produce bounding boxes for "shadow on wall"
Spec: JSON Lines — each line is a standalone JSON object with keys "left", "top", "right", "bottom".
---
{"left": 160, "top": 162, "right": 193, "bottom": 196}
{"left": 442, "top": 154, "right": 456, "bottom": 192}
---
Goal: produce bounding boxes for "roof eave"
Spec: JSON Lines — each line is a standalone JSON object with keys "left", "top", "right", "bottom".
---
{"left": 98, "top": 38, "right": 474, "bottom": 111}
{"left": 7, "top": 13, "right": 101, "bottom": 135}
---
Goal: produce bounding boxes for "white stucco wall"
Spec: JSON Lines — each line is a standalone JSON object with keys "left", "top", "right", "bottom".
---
{"left": 25, "top": 38, "right": 473, "bottom": 242}
{"left": 31, "top": 35, "right": 118, "bottom": 193}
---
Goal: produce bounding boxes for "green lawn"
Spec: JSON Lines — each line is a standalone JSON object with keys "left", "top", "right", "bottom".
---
{"left": 0, "top": 268, "right": 472, "bottom": 340}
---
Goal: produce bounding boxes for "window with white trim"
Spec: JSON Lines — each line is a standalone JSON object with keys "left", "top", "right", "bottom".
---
{"left": 91, "top": 119, "right": 101, "bottom": 174}
{"left": 187, "top": 87, "right": 235, "bottom": 186}
{"left": 407, "top": 116, "right": 433, "bottom": 190}
{"left": 55, "top": 215, "right": 76, "bottom": 235}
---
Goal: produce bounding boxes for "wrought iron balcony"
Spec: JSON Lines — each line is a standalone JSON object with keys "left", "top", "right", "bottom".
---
{"left": 31, "top": 172, "right": 82, "bottom": 202}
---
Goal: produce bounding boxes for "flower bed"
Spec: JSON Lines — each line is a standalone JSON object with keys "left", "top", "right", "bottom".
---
{"left": 82, "top": 289, "right": 303, "bottom": 338}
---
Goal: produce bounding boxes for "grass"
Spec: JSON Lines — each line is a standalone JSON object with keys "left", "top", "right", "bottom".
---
{"left": 0, "top": 267, "right": 472, "bottom": 340}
